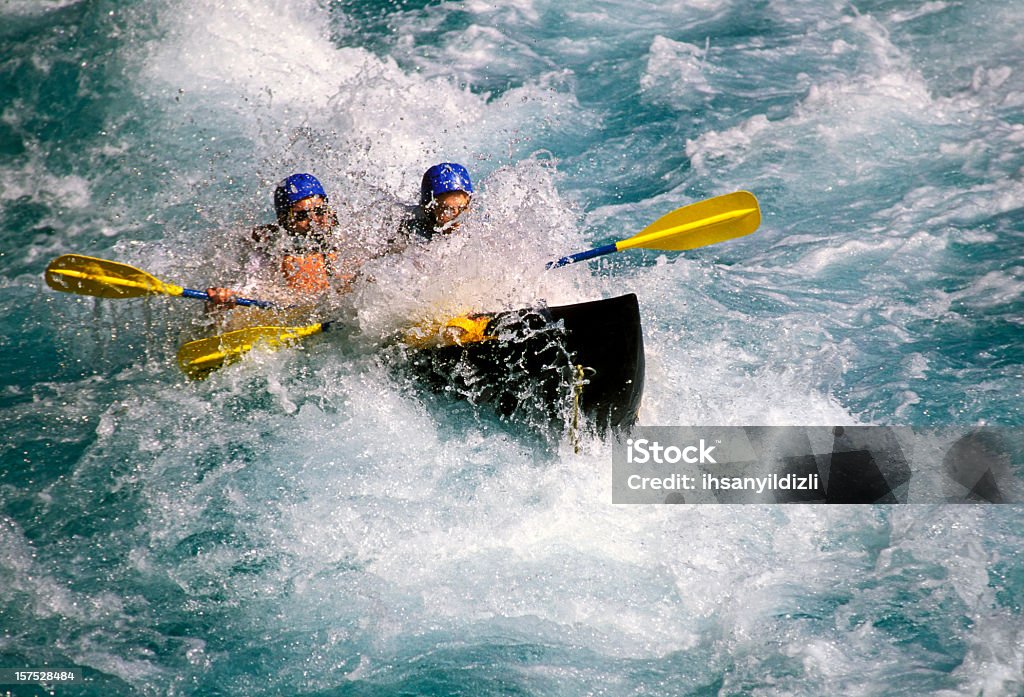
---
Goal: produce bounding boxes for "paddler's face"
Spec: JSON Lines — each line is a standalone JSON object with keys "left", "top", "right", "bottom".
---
{"left": 284, "top": 195, "right": 335, "bottom": 236}
{"left": 427, "top": 190, "right": 471, "bottom": 232}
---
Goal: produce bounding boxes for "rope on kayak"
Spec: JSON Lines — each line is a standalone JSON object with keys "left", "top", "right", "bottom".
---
{"left": 570, "top": 364, "right": 586, "bottom": 453}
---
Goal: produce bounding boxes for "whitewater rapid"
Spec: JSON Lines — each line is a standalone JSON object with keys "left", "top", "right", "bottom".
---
{"left": 1, "top": 0, "right": 1022, "bottom": 695}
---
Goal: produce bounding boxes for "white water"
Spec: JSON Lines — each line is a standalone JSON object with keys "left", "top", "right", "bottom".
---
{"left": 1, "top": 0, "right": 1022, "bottom": 694}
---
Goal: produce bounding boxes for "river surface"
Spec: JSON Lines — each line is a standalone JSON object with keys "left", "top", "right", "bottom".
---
{"left": 1, "top": 1, "right": 1022, "bottom": 694}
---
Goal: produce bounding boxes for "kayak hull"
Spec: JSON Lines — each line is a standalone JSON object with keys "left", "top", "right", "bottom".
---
{"left": 408, "top": 294, "right": 644, "bottom": 431}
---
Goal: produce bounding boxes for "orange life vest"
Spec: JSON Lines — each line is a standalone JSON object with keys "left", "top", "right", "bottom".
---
{"left": 280, "top": 251, "right": 339, "bottom": 294}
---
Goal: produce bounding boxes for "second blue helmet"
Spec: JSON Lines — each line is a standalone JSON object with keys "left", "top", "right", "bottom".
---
{"left": 420, "top": 163, "right": 474, "bottom": 206}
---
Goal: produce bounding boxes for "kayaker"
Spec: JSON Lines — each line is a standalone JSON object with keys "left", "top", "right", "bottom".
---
{"left": 206, "top": 173, "right": 356, "bottom": 307}
{"left": 206, "top": 165, "right": 475, "bottom": 308}
{"left": 399, "top": 162, "right": 474, "bottom": 241}
{"left": 363, "top": 162, "right": 475, "bottom": 260}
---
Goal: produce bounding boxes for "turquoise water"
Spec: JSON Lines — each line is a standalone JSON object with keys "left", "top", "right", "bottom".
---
{"left": 2, "top": 0, "right": 1022, "bottom": 694}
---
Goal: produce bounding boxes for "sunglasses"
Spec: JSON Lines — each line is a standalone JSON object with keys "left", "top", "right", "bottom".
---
{"left": 427, "top": 201, "right": 470, "bottom": 217}
{"left": 288, "top": 205, "right": 334, "bottom": 222}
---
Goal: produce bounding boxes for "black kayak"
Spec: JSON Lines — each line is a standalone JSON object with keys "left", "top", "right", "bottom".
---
{"left": 406, "top": 294, "right": 645, "bottom": 432}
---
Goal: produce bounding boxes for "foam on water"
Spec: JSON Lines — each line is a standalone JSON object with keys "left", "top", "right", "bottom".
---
{"left": 2, "top": 0, "right": 1022, "bottom": 694}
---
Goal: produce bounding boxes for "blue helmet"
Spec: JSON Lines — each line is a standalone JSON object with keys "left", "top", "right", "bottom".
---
{"left": 420, "top": 163, "right": 474, "bottom": 206}
{"left": 274, "top": 173, "right": 327, "bottom": 219}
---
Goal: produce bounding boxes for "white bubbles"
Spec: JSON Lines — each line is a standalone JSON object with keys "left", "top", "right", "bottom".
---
{"left": 685, "top": 67, "right": 942, "bottom": 190}
{"left": 0, "top": 162, "right": 91, "bottom": 208}
{"left": 132, "top": 0, "right": 488, "bottom": 221}
{"left": 6, "top": 0, "right": 1024, "bottom": 693}
{"left": 0, "top": 0, "right": 82, "bottom": 18}
{"left": 640, "top": 36, "right": 714, "bottom": 110}
{"left": 143, "top": 0, "right": 354, "bottom": 107}
{"left": 685, "top": 114, "right": 773, "bottom": 176}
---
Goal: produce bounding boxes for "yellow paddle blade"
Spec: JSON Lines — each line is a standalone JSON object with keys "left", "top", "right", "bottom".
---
{"left": 45, "top": 254, "right": 184, "bottom": 299}
{"left": 617, "top": 190, "right": 761, "bottom": 252}
{"left": 177, "top": 324, "right": 324, "bottom": 379}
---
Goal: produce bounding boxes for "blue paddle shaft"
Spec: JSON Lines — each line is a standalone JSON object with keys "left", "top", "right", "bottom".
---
{"left": 180, "top": 287, "right": 275, "bottom": 308}
{"left": 546, "top": 243, "right": 618, "bottom": 269}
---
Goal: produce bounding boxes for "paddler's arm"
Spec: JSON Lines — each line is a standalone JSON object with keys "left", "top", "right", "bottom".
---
{"left": 329, "top": 254, "right": 368, "bottom": 294}
{"left": 205, "top": 239, "right": 277, "bottom": 309}
{"left": 333, "top": 274, "right": 357, "bottom": 293}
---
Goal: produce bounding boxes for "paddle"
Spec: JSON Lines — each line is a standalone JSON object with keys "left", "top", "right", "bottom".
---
{"left": 177, "top": 323, "right": 329, "bottom": 379}
{"left": 177, "top": 190, "right": 761, "bottom": 377}
{"left": 546, "top": 190, "right": 760, "bottom": 268}
{"left": 176, "top": 314, "right": 495, "bottom": 378}
{"left": 45, "top": 254, "right": 275, "bottom": 308}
